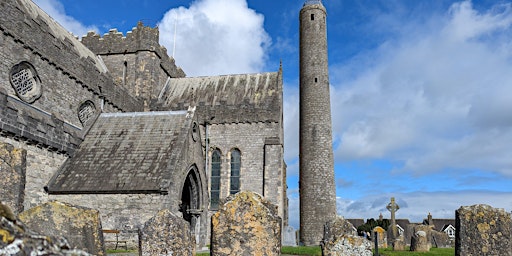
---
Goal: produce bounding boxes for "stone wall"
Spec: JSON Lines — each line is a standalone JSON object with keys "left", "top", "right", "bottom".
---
{"left": 207, "top": 122, "right": 283, "bottom": 203}
{"left": 206, "top": 122, "right": 286, "bottom": 224}
{"left": 48, "top": 193, "right": 169, "bottom": 248}
{"left": 0, "top": 0, "right": 143, "bottom": 118}
{"left": 299, "top": 1, "right": 337, "bottom": 245}
{"left": 81, "top": 22, "right": 185, "bottom": 110}
{"left": 0, "top": 137, "right": 67, "bottom": 211}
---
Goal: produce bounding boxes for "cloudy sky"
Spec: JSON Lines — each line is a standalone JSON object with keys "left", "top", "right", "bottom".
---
{"left": 33, "top": 0, "right": 512, "bottom": 229}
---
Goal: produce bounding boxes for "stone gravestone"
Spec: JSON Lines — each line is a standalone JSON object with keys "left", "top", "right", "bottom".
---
{"left": 283, "top": 225, "right": 297, "bottom": 246}
{"left": 17, "top": 201, "right": 104, "bottom": 255}
{"left": 456, "top": 204, "right": 512, "bottom": 256}
{"left": 373, "top": 226, "right": 388, "bottom": 248}
{"left": 321, "top": 216, "right": 372, "bottom": 256}
{"left": 392, "top": 235, "right": 406, "bottom": 251}
{"left": 431, "top": 229, "right": 450, "bottom": 248}
{"left": 139, "top": 209, "right": 195, "bottom": 256}
{"left": 386, "top": 197, "right": 400, "bottom": 239}
{"left": 1, "top": 203, "right": 92, "bottom": 255}
{"left": 0, "top": 141, "right": 26, "bottom": 215}
{"left": 211, "top": 191, "right": 281, "bottom": 256}
{"left": 410, "top": 225, "right": 431, "bottom": 252}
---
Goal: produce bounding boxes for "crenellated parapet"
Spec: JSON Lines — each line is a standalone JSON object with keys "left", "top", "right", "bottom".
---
{"left": 81, "top": 22, "right": 186, "bottom": 78}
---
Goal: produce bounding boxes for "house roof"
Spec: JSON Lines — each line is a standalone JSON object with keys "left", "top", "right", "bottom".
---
{"left": 423, "top": 218, "right": 455, "bottom": 231}
{"left": 46, "top": 109, "right": 195, "bottom": 194}
{"left": 346, "top": 219, "right": 365, "bottom": 228}
{"left": 156, "top": 71, "right": 282, "bottom": 123}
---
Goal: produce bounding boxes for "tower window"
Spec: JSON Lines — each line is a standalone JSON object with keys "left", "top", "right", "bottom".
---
{"left": 311, "top": 14, "right": 315, "bottom": 20}
{"left": 230, "top": 149, "right": 241, "bottom": 195}
{"left": 210, "top": 149, "right": 221, "bottom": 209}
{"left": 315, "top": 78, "right": 318, "bottom": 83}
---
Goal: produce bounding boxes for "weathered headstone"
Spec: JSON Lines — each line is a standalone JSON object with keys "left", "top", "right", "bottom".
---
{"left": 0, "top": 141, "right": 26, "bottom": 215}
{"left": 139, "top": 209, "right": 195, "bottom": 256}
{"left": 321, "top": 216, "right": 372, "bottom": 256}
{"left": 431, "top": 229, "right": 450, "bottom": 248}
{"left": 211, "top": 191, "right": 281, "bottom": 256}
{"left": 283, "top": 225, "right": 297, "bottom": 246}
{"left": 392, "top": 235, "right": 406, "bottom": 251}
{"left": 456, "top": 204, "right": 512, "bottom": 256}
{"left": 373, "top": 226, "right": 388, "bottom": 248}
{"left": 386, "top": 197, "right": 400, "bottom": 239}
{"left": 1, "top": 203, "right": 92, "bottom": 255}
{"left": 410, "top": 225, "right": 431, "bottom": 252}
{"left": 18, "top": 201, "right": 105, "bottom": 255}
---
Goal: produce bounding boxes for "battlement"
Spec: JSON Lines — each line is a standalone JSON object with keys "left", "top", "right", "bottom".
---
{"left": 81, "top": 22, "right": 186, "bottom": 78}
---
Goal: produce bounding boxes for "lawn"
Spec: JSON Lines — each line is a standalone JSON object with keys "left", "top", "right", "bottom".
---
{"left": 161, "top": 246, "right": 455, "bottom": 256}
{"left": 377, "top": 247, "right": 455, "bottom": 256}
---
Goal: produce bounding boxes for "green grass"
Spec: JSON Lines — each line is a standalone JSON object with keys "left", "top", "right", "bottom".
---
{"left": 281, "top": 246, "right": 322, "bottom": 255}
{"left": 105, "top": 249, "right": 137, "bottom": 253}
{"left": 376, "top": 247, "right": 455, "bottom": 256}
{"left": 197, "top": 246, "right": 322, "bottom": 255}
{"left": 176, "top": 246, "right": 455, "bottom": 256}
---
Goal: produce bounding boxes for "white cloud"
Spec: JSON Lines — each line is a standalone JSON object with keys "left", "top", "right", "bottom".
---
{"left": 283, "top": 83, "right": 300, "bottom": 164}
{"left": 33, "top": 0, "right": 97, "bottom": 37}
{"left": 158, "top": 0, "right": 270, "bottom": 77}
{"left": 332, "top": 0, "right": 512, "bottom": 177}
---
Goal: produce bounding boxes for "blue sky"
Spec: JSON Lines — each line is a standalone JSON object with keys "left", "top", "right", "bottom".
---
{"left": 34, "top": 0, "right": 512, "bottom": 229}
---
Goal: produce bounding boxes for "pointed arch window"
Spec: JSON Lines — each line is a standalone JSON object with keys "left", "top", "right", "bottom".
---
{"left": 230, "top": 149, "right": 241, "bottom": 195}
{"left": 210, "top": 149, "right": 221, "bottom": 209}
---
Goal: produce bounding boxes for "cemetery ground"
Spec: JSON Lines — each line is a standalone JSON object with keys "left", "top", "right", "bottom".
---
{"left": 184, "top": 245, "right": 454, "bottom": 256}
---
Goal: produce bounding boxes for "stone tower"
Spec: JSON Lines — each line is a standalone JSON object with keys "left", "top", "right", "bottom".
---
{"left": 299, "top": 0, "right": 337, "bottom": 245}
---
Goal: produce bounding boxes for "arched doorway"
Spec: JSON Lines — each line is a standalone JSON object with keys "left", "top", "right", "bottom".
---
{"left": 180, "top": 166, "right": 203, "bottom": 243}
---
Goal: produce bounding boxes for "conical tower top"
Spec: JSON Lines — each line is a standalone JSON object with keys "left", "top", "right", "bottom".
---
{"left": 303, "top": 0, "right": 323, "bottom": 6}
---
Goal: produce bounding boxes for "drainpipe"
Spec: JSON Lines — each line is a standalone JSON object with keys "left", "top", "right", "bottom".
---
{"left": 205, "top": 121, "right": 209, "bottom": 177}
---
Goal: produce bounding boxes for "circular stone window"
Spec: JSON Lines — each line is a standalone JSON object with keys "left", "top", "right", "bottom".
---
{"left": 9, "top": 61, "right": 42, "bottom": 103}
{"left": 78, "top": 100, "right": 96, "bottom": 125}
{"left": 192, "top": 122, "right": 199, "bottom": 142}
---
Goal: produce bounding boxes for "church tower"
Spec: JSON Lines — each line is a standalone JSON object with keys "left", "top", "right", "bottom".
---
{"left": 299, "top": 0, "right": 336, "bottom": 245}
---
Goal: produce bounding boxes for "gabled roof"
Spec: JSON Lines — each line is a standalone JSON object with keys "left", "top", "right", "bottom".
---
{"left": 441, "top": 224, "right": 455, "bottom": 232}
{"left": 46, "top": 110, "right": 195, "bottom": 194}
{"left": 423, "top": 218, "right": 456, "bottom": 232}
{"left": 156, "top": 72, "right": 283, "bottom": 123}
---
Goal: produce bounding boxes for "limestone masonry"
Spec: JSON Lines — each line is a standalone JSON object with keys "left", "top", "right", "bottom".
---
{"left": 0, "top": 0, "right": 287, "bottom": 248}
{"left": 299, "top": 0, "right": 337, "bottom": 245}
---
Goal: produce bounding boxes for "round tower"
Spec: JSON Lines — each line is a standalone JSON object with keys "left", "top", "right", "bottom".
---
{"left": 299, "top": 0, "right": 336, "bottom": 245}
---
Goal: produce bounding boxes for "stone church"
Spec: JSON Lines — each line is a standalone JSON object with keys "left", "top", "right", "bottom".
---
{"left": 0, "top": 0, "right": 287, "bottom": 247}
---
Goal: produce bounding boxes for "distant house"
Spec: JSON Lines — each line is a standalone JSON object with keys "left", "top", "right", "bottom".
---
{"left": 346, "top": 218, "right": 365, "bottom": 231}
{"left": 441, "top": 224, "right": 456, "bottom": 239}
{"left": 423, "top": 216, "right": 456, "bottom": 240}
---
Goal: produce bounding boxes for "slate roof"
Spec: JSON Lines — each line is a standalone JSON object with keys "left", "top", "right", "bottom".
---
{"left": 156, "top": 71, "right": 283, "bottom": 123}
{"left": 46, "top": 110, "right": 195, "bottom": 194}
{"left": 424, "top": 218, "right": 456, "bottom": 232}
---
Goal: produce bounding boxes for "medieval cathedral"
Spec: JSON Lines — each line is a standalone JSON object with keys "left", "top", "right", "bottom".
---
{"left": 0, "top": 0, "right": 288, "bottom": 247}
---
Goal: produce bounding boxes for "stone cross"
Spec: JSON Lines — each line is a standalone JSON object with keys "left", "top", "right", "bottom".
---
{"left": 386, "top": 197, "right": 400, "bottom": 238}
